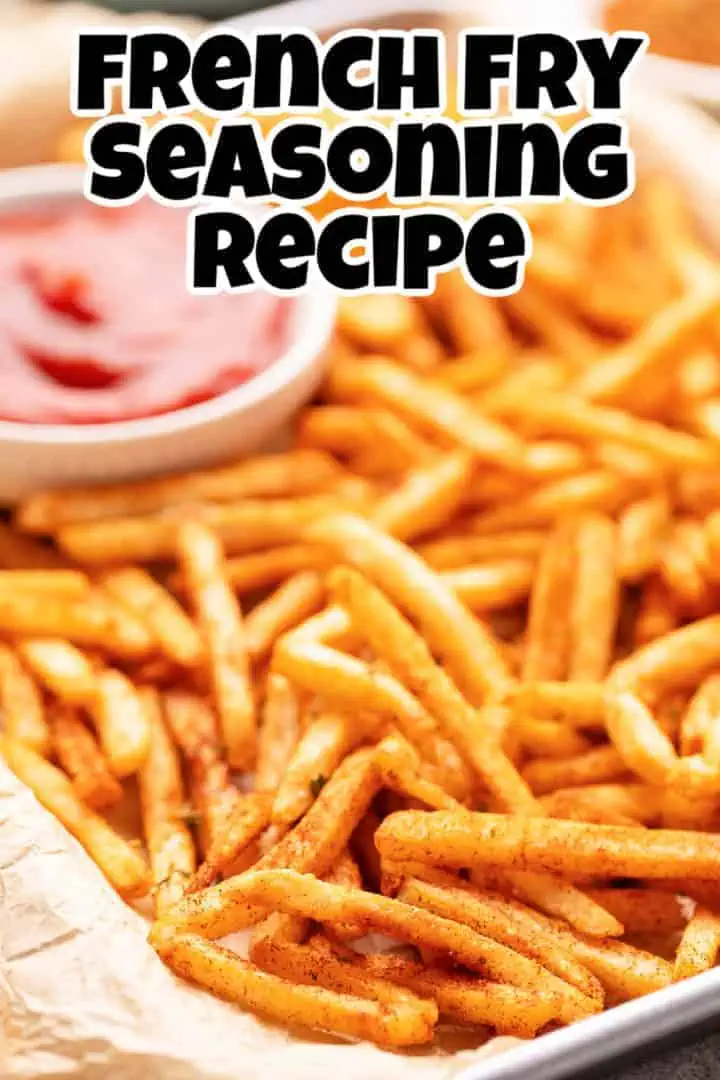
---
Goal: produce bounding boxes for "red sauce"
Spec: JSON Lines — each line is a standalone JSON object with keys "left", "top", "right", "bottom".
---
{"left": 0, "top": 200, "right": 292, "bottom": 424}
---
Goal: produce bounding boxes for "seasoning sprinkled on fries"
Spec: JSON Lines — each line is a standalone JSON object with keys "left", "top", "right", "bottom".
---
{"left": 6, "top": 174, "right": 720, "bottom": 1048}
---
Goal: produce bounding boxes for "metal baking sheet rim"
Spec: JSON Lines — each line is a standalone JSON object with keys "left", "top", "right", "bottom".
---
{"left": 221, "top": 2, "right": 720, "bottom": 1077}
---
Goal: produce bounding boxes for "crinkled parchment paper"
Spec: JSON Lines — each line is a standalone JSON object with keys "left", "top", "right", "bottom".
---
{"left": 0, "top": 762, "right": 519, "bottom": 1079}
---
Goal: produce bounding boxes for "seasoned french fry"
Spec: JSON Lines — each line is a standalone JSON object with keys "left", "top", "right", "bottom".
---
{"left": 540, "top": 783, "right": 662, "bottom": 826}
{"left": 57, "top": 496, "right": 339, "bottom": 564}
{"left": 569, "top": 514, "right": 618, "bottom": 681}
{"left": 19, "top": 450, "right": 343, "bottom": 531}
{"left": 375, "top": 732, "right": 462, "bottom": 811}
{"left": 90, "top": 668, "right": 150, "bottom": 777}
{"left": 514, "top": 717, "right": 592, "bottom": 760}
{"left": 610, "top": 616, "right": 720, "bottom": 699}
{"left": 50, "top": 704, "right": 123, "bottom": 810}
{"left": 0, "top": 590, "right": 151, "bottom": 658}
{"left": 18, "top": 639, "right": 97, "bottom": 705}
{"left": 673, "top": 907, "right": 720, "bottom": 980}
{"left": 372, "top": 451, "right": 474, "bottom": 543}
{"left": 188, "top": 792, "right": 271, "bottom": 893}
{"left": 440, "top": 561, "right": 535, "bottom": 612}
{"left": 469, "top": 471, "right": 637, "bottom": 535}
{"left": 273, "top": 637, "right": 470, "bottom": 800}
{"left": 327, "top": 358, "right": 528, "bottom": 472}
{"left": 302, "top": 512, "right": 513, "bottom": 702}
{"left": 178, "top": 521, "right": 256, "bottom": 770}
{"left": 224, "top": 546, "right": 328, "bottom": 593}
{"left": 328, "top": 566, "right": 533, "bottom": 811}
{"left": 376, "top": 810, "right": 720, "bottom": 881}
{"left": 357, "top": 951, "right": 558, "bottom": 1036}
{"left": 633, "top": 574, "right": 679, "bottom": 647}
{"left": 0, "top": 734, "right": 150, "bottom": 897}
{"left": 616, "top": 492, "right": 670, "bottom": 583}
{"left": 244, "top": 571, "right": 324, "bottom": 661}
{"left": 418, "top": 530, "right": 545, "bottom": 569}
{"left": 522, "top": 520, "right": 576, "bottom": 682}
{"left": 99, "top": 567, "right": 204, "bottom": 668}
{"left": 160, "top": 869, "right": 599, "bottom": 1022}
{"left": 255, "top": 673, "right": 301, "bottom": 793}
{"left": 272, "top": 711, "right": 355, "bottom": 827}
{"left": 0, "top": 642, "right": 50, "bottom": 754}
{"left": 0, "top": 569, "right": 89, "bottom": 596}
{"left": 511, "top": 681, "right": 608, "bottom": 731}
{"left": 137, "top": 687, "right": 196, "bottom": 914}
{"left": 585, "top": 889, "right": 686, "bottom": 937}
{"left": 149, "top": 928, "right": 434, "bottom": 1048}
{"left": 163, "top": 690, "right": 240, "bottom": 852}
{"left": 605, "top": 691, "right": 678, "bottom": 786}
{"left": 574, "top": 286, "right": 720, "bottom": 407}
{"left": 0, "top": 522, "right": 69, "bottom": 569}
{"left": 398, "top": 876, "right": 603, "bottom": 999}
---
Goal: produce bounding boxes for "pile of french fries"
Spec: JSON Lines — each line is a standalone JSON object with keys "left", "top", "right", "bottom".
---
{"left": 6, "top": 173, "right": 720, "bottom": 1049}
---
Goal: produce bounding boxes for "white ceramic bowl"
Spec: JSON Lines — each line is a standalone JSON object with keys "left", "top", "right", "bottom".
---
{"left": 0, "top": 164, "right": 337, "bottom": 502}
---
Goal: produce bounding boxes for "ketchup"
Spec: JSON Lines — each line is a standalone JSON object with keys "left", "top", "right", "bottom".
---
{"left": 0, "top": 200, "right": 292, "bottom": 424}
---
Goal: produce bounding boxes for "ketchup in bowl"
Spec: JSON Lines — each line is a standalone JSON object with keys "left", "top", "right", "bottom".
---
{"left": 0, "top": 200, "right": 292, "bottom": 424}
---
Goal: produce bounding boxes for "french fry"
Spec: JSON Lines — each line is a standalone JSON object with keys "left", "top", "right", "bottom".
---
{"left": 248, "top": 930, "right": 439, "bottom": 1043}
{"left": 99, "top": 567, "right": 204, "bottom": 668}
{"left": 357, "top": 951, "right": 558, "bottom": 1036}
{"left": 272, "top": 711, "right": 355, "bottom": 827}
{"left": 610, "top": 616, "right": 720, "bottom": 699}
{"left": 327, "top": 358, "right": 528, "bottom": 472}
{"left": 673, "top": 907, "right": 720, "bottom": 981}
{"left": 574, "top": 285, "right": 720, "bottom": 407}
{"left": 633, "top": 574, "right": 679, "bottom": 647}
{"left": 137, "top": 687, "right": 196, "bottom": 915}
{"left": 469, "top": 471, "right": 637, "bottom": 535}
{"left": 0, "top": 569, "right": 90, "bottom": 596}
{"left": 302, "top": 512, "right": 513, "bottom": 702}
{"left": 19, "top": 450, "right": 343, "bottom": 531}
{"left": 324, "top": 851, "right": 366, "bottom": 940}
{"left": 375, "top": 731, "right": 463, "bottom": 811}
{"left": 398, "top": 876, "right": 603, "bottom": 1000}
{"left": 569, "top": 514, "right": 618, "bottom": 681}
{"left": 164, "top": 748, "right": 382, "bottom": 934}
{"left": 417, "top": 530, "right": 545, "bottom": 569}
{"left": 90, "top": 668, "right": 151, "bottom": 777}
{"left": 585, "top": 889, "right": 686, "bottom": 937}
{"left": 605, "top": 691, "right": 678, "bottom": 786}
{"left": 273, "top": 637, "right": 471, "bottom": 800}
{"left": 244, "top": 571, "right": 324, "bottom": 661}
{"left": 187, "top": 792, "right": 271, "bottom": 893}
{"left": 328, "top": 566, "right": 534, "bottom": 811}
{"left": 496, "top": 389, "right": 719, "bottom": 469}
{"left": 50, "top": 704, "right": 123, "bottom": 810}
{"left": 511, "top": 681, "right": 608, "bottom": 731}
{"left": 0, "top": 590, "right": 151, "bottom": 658}
{"left": 255, "top": 674, "right": 301, "bottom": 793}
{"left": 540, "top": 783, "right": 662, "bottom": 827}
{"left": 149, "top": 928, "right": 434, "bottom": 1048}
{"left": 376, "top": 810, "right": 720, "bottom": 881}
{"left": 616, "top": 492, "right": 670, "bottom": 583}
{"left": 161, "top": 869, "right": 599, "bottom": 1023}
{"left": 224, "top": 546, "right": 328, "bottom": 593}
{"left": 178, "top": 521, "right": 256, "bottom": 770}
{"left": 163, "top": 690, "right": 240, "bottom": 852}
{"left": 428, "top": 268, "right": 513, "bottom": 356}
{"left": 297, "top": 406, "right": 434, "bottom": 475}
{"left": 440, "top": 561, "right": 535, "bottom": 612}
{"left": 0, "top": 642, "right": 50, "bottom": 754}
{"left": 514, "top": 717, "right": 592, "bottom": 760}
{"left": 0, "top": 522, "right": 69, "bottom": 568}
{"left": 372, "top": 451, "right": 474, "bottom": 543}
{"left": 18, "top": 639, "right": 97, "bottom": 705}
{"left": 0, "top": 734, "right": 150, "bottom": 898}
{"left": 522, "top": 520, "right": 576, "bottom": 682}
{"left": 57, "top": 496, "right": 339, "bottom": 564}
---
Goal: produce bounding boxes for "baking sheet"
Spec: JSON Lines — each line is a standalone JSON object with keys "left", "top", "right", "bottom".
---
{"left": 4, "top": 3, "right": 720, "bottom": 1079}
